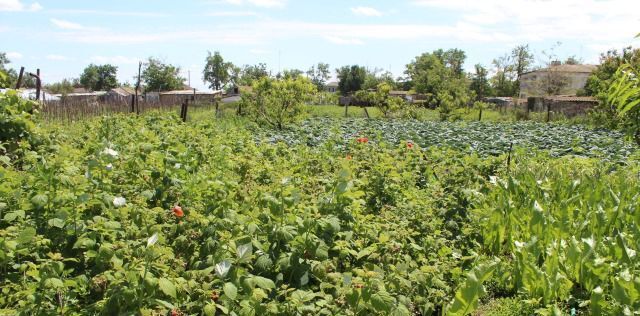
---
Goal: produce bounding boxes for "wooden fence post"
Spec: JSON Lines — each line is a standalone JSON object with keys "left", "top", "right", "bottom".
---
{"left": 15, "top": 67, "right": 24, "bottom": 89}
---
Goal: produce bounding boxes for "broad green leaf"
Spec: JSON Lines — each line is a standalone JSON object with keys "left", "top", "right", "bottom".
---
{"left": 446, "top": 259, "right": 500, "bottom": 316}
{"left": 158, "top": 278, "right": 177, "bottom": 298}
{"left": 224, "top": 282, "right": 238, "bottom": 300}
{"left": 250, "top": 276, "right": 275, "bottom": 290}
{"left": 370, "top": 291, "right": 395, "bottom": 313}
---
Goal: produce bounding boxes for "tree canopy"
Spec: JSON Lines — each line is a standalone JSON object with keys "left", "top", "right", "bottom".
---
{"left": 142, "top": 58, "right": 185, "bottom": 92}
{"left": 203, "top": 51, "right": 231, "bottom": 91}
{"left": 336, "top": 65, "right": 366, "bottom": 96}
{"left": 79, "top": 64, "right": 119, "bottom": 91}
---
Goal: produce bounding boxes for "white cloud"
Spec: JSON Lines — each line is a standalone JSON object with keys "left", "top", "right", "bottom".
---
{"left": 46, "top": 54, "right": 70, "bottom": 61}
{"left": 49, "top": 9, "right": 166, "bottom": 17}
{"left": 0, "top": 0, "right": 42, "bottom": 11}
{"left": 324, "top": 36, "right": 364, "bottom": 45}
{"left": 6, "top": 52, "right": 22, "bottom": 59}
{"left": 50, "top": 18, "right": 84, "bottom": 30}
{"left": 351, "top": 6, "right": 383, "bottom": 17}
{"left": 221, "top": 0, "right": 286, "bottom": 8}
{"left": 89, "top": 56, "right": 140, "bottom": 64}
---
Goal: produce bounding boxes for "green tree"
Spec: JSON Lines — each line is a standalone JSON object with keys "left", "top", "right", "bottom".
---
{"left": 79, "top": 64, "right": 119, "bottom": 91}
{"left": 142, "top": 58, "right": 185, "bottom": 92}
{"left": 237, "top": 63, "right": 269, "bottom": 86}
{"left": 491, "top": 55, "right": 517, "bottom": 97}
{"left": 241, "top": 76, "right": 316, "bottom": 129}
{"left": 405, "top": 49, "right": 471, "bottom": 108}
{"left": 306, "top": 62, "right": 331, "bottom": 90}
{"left": 585, "top": 47, "right": 640, "bottom": 97}
{"left": 278, "top": 69, "right": 304, "bottom": 80}
{"left": 336, "top": 65, "right": 366, "bottom": 96}
{"left": 203, "top": 51, "right": 231, "bottom": 91}
{"left": 470, "top": 64, "right": 492, "bottom": 100}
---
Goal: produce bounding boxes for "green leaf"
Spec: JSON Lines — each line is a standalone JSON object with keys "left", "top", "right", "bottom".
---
{"left": 203, "top": 304, "right": 216, "bottom": 316}
{"left": 370, "top": 291, "right": 395, "bottom": 313}
{"left": 48, "top": 218, "right": 66, "bottom": 228}
{"left": 224, "top": 282, "right": 238, "bottom": 300}
{"left": 17, "top": 227, "right": 36, "bottom": 245}
{"left": 4, "top": 210, "right": 25, "bottom": 222}
{"left": 44, "top": 278, "right": 65, "bottom": 289}
{"left": 158, "top": 278, "right": 177, "bottom": 298}
{"left": 446, "top": 259, "right": 500, "bottom": 316}
{"left": 31, "top": 194, "right": 48, "bottom": 208}
{"left": 250, "top": 275, "right": 275, "bottom": 290}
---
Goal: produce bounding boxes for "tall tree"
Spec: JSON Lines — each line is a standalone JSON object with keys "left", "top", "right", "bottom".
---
{"left": 203, "top": 51, "right": 231, "bottom": 91}
{"left": 306, "top": 62, "right": 331, "bottom": 90}
{"left": 491, "top": 54, "right": 517, "bottom": 97}
{"left": 585, "top": 47, "right": 640, "bottom": 97}
{"left": 142, "top": 58, "right": 185, "bottom": 92}
{"left": 470, "top": 64, "right": 492, "bottom": 101}
{"left": 336, "top": 65, "right": 366, "bottom": 96}
{"left": 405, "top": 49, "right": 471, "bottom": 107}
{"left": 79, "top": 64, "right": 119, "bottom": 91}
{"left": 511, "top": 45, "right": 534, "bottom": 80}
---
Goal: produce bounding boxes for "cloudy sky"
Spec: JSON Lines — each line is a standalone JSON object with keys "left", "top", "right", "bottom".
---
{"left": 1, "top": 0, "right": 639, "bottom": 90}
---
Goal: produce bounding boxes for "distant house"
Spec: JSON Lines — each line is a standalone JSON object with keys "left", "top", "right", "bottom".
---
{"left": 519, "top": 63, "right": 597, "bottom": 98}
{"left": 106, "top": 87, "right": 140, "bottom": 102}
{"left": 159, "top": 89, "right": 223, "bottom": 104}
{"left": 56, "top": 91, "right": 107, "bottom": 103}
{"left": 325, "top": 81, "right": 339, "bottom": 93}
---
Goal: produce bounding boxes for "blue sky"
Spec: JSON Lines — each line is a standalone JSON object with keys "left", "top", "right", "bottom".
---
{"left": 1, "top": 0, "right": 639, "bottom": 90}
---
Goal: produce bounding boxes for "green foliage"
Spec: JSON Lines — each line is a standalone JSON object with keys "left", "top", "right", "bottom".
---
{"left": 45, "top": 78, "right": 77, "bottom": 95}
{"left": 79, "top": 64, "right": 119, "bottom": 91}
{"left": 0, "top": 90, "right": 40, "bottom": 157}
{"left": 306, "top": 62, "right": 331, "bottom": 90}
{"left": 337, "top": 65, "right": 367, "bottom": 96}
{"left": 470, "top": 64, "right": 492, "bottom": 101}
{"left": 203, "top": 51, "right": 232, "bottom": 91}
{"left": 142, "top": 57, "right": 185, "bottom": 92}
{"left": 446, "top": 259, "right": 500, "bottom": 315}
{"left": 235, "top": 63, "right": 270, "bottom": 86}
{"left": 605, "top": 64, "right": 640, "bottom": 144}
{"left": 405, "top": 49, "right": 472, "bottom": 108}
{"left": 241, "top": 76, "right": 316, "bottom": 129}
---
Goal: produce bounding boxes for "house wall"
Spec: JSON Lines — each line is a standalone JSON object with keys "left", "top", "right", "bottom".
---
{"left": 520, "top": 71, "right": 592, "bottom": 98}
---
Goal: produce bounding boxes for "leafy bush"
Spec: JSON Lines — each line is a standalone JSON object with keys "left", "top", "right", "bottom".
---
{"left": 604, "top": 64, "right": 640, "bottom": 144}
{"left": 0, "top": 90, "right": 40, "bottom": 158}
{"left": 241, "top": 76, "right": 316, "bottom": 129}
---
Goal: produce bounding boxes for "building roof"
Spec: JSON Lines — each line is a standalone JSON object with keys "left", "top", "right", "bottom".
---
{"left": 390, "top": 90, "right": 410, "bottom": 95}
{"left": 159, "top": 89, "right": 223, "bottom": 95}
{"left": 325, "top": 81, "right": 339, "bottom": 87}
{"left": 110, "top": 87, "right": 139, "bottom": 96}
{"left": 523, "top": 64, "right": 597, "bottom": 76}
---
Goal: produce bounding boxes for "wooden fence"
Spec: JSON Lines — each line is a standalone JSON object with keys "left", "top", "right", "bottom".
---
{"left": 40, "top": 96, "right": 218, "bottom": 122}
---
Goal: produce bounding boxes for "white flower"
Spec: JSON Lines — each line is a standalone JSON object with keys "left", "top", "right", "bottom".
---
{"left": 113, "top": 196, "right": 126, "bottom": 207}
{"left": 215, "top": 260, "right": 232, "bottom": 278}
{"left": 174, "top": 163, "right": 182, "bottom": 169}
{"left": 106, "top": 163, "right": 113, "bottom": 171}
{"left": 102, "top": 148, "right": 119, "bottom": 158}
{"left": 147, "top": 233, "right": 158, "bottom": 247}
{"left": 489, "top": 176, "right": 499, "bottom": 185}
